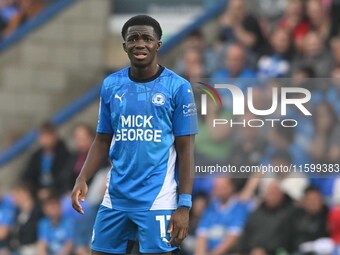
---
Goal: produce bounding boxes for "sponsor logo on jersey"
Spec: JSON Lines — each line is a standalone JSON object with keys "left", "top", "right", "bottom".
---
{"left": 183, "top": 103, "right": 197, "bottom": 117}
{"left": 115, "top": 115, "right": 162, "bottom": 142}
{"left": 114, "top": 92, "right": 126, "bottom": 103}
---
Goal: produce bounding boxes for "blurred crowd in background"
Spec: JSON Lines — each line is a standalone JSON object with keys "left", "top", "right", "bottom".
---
{"left": 0, "top": 0, "right": 55, "bottom": 40}
{"left": 1, "top": 122, "right": 109, "bottom": 255}
{"left": 176, "top": 0, "right": 340, "bottom": 254}
{"left": 1, "top": 0, "right": 340, "bottom": 254}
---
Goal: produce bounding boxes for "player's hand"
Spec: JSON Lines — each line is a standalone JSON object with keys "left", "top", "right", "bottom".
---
{"left": 71, "top": 177, "right": 88, "bottom": 215}
{"left": 167, "top": 207, "right": 190, "bottom": 247}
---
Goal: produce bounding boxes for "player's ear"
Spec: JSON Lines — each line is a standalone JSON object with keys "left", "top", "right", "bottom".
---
{"left": 156, "top": 40, "right": 162, "bottom": 51}
{"left": 123, "top": 42, "right": 127, "bottom": 53}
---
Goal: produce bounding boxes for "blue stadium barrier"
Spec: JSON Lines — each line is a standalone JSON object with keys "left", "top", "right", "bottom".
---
{"left": 0, "top": 0, "right": 228, "bottom": 167}
{"left": 0, "top": 0, "right": 77, "bottom": 52}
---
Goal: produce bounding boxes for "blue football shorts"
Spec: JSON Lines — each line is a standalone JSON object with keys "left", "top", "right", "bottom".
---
{"left": 91, "top": 205, "right": 177, "bottom": 254}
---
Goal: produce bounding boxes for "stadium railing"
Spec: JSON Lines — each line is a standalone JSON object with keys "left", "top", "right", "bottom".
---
{"left": 0, "top": 0, "right": 228, "bottom": 167}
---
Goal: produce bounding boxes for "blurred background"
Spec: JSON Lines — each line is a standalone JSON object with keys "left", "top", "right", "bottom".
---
{"left": 1, "top": 0, "right": 340, "bottom": 254}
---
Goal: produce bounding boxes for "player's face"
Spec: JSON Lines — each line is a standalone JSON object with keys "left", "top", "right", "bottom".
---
{"left": 123, "top": 25, "right": 162, "bottom": 68}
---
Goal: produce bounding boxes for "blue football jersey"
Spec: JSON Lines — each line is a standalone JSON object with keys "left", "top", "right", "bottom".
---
{"left": 97, "top": 66, "right": 198, "bottom": 211}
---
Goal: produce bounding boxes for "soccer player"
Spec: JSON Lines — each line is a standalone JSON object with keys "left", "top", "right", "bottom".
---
{"left": 71, "top": 15, "right": 198, "bottom": 255}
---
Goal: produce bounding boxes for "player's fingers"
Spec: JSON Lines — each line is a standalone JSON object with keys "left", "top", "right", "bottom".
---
{"left": 79, "top": 188, "right": 87, "bottom": 202}
{"left": 174, "top": 229, "right": 186, "bottom": 247}
{"left": 71, "top": 189, "right": 79, "bottom": 206}
{"left": 168, "top": 227, "right": 179, "bottom": 245}
{"left": 178, "top": 228, "right": 187, "bottom": 240}
{"left": 71, "top": 189, "right": 84, "bottom": 214}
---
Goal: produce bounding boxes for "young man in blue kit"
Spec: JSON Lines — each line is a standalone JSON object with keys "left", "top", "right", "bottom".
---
{"left": 71, "top": 15, "right": 198, "bottom": 255}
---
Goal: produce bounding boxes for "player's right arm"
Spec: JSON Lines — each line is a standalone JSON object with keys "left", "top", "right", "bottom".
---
{"left": 71, "top": 133, "right": 112, "bottom": 214}
{"left": 72, "top": 79, "right": 113, "bottom": 214}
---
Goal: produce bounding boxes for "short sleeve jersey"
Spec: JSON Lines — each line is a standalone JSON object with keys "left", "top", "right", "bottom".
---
{"left": 97, "top": 66, "right": 198, "bottom": 211}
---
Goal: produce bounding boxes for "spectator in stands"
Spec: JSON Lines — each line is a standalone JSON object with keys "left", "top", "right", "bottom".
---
{"left": 194, "top": 96, "right": 233, "bottom": 167}
{"left": 278, "top": 0, "right": 309, "bottom": 52}
{"left": 2, "top": 0, "right": 43, "bottom": 38}
{"left": 326, "top": 65, "right": 340, "bottom": 116}
{"left": 212, "top": 44, "right": 256, "bottom": 91}
{"left": 290, "top": 186, "right": 329, "bottom": 254}
{"left": 174, "top": 31, "right": 203, "bottom": 74}
{"left": 218, "top": 0, "right": 269, "bottom": 58}
{"left": 262, "top": 124, "right": 310, "bottom": 166}
{"left": 237, "top": 180, "right": 296, "bottom": 255}
{"left": 306, "top": 0, "right": 330, "bottom": 41}
{"left": 257, "top": 29, "right": 291, "bottom": 78}
{"left": 65, "top": 123, "right": 95, "bottom": 192}
{"left": 292, "top": 32, "right": 332, "bottom": 77}
{"left": 193, "top": 97, "right": 232, "bottom": 196}
{"left": 174, "top": 30, "right": 221, "bottom": 76}
{"left": 0, "top": 192, "right": 15, "bottom": 255}
{"left": 180, "top": 49, "right": 205, "bottom": 81}
{"left": 329, "top": 0, "right": 340, "bottom": 39}
{"left": 291, "top": 65, "right": 321, "bottom": 100}
{"left": 228, "top": 112, "right": 266, "bottom": 192}
{"left": 231, "top": 114, "right": 266, "bottom": 163}
{"left": 309, "top": 101, "right": 340, "bottom": 164}
{"left": 288, "top": 69, "right": 318, "bottom": 167}
{"left": 0, "top": 0, "right": 19, "bottom": 38}
{"left": 261, "top": 150, "right": 309, "bottom": 202}
{"left": 195, "top": 178, "right": 249, "bottom": 255}
{"left": 10, "top": 182, "right": 42, "bottom": 255}
{"left": 330, "top": 37, "right": 340, "bottom": 67}
{"left": 329, "top": 204, "right": 340, "bottom": 254}
{"left": 22, "top": 122, "right": 71, "bottom": 200}
{"left": 292, "top": 66, "right": 316, "bottom": 80}
{"left": 37, "top": 191, "right": 74, "bottom": 255}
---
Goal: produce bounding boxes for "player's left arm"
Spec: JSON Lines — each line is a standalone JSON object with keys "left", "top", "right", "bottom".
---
{"left": 168, "top": 134, "right": 195, "bottom": 247}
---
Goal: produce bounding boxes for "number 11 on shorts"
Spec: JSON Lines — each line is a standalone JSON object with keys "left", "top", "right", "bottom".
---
{"left": 155, "top": 215, "right": 171, "bottom": 238}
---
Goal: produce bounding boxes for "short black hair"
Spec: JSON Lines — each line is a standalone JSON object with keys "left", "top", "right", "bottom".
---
{"left": 121, "top": 15, "right": 162, "bottom": 40}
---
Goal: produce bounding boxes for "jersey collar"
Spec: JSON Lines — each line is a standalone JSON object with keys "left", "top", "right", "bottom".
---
{"left": 128, "top": 65, "right": 165, "bottom": 83}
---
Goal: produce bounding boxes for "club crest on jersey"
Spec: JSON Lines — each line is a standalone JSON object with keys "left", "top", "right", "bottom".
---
{"left": 152, "top": 93, "right": 166, "bottom": 106}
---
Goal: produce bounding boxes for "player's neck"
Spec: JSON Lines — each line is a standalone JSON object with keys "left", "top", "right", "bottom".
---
{"left": 130, "top": 63, "right": 160, "bottom": 81}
